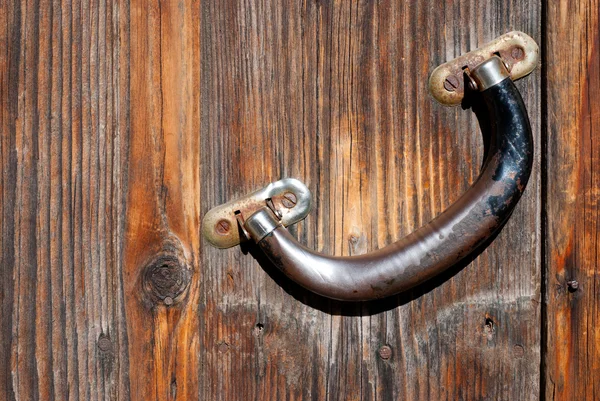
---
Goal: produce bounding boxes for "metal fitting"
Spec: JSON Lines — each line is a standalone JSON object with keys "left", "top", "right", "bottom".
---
{"left": 244, "top": 207, "right": 281, "bottom": 243}
{"left": 470, "top": 56, "right": 511, "bottom": 91}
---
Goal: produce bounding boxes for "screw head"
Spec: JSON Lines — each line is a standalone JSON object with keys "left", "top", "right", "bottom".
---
{"left": 281, "top": 192, "right": 297, "bottom": 208}
{"left": 510, "top": 46, "right": 525, "bottom": 61}
{"left": 98, "top": 335, "right": 113, "bottom": 352}
{"left": 218, "top": 342, "right": 230, "bottom": 354}
{"left": 378, "top": 345, "right": 392, "bottom": 360}
{"left": 215, "top": 219, "right": 231, "bottom": 235}
{"left": 443, "top": 75, "right": 460, "bottom": 92}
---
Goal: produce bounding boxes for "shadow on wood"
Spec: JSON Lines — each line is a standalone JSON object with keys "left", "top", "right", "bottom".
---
{"left": 243, "top": 89, "right": 514, "bottom": 316}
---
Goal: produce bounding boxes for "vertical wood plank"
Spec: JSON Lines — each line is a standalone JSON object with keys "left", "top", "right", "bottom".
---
{"left": 1, "top": 0, "right": 132, "bottom": 399}
{"left": 124, "top": 0, "right": 200, "bottom": 399}
{"left": 200, "top": 1, "right": 541, "bottom": 400}
{"left": 544, "top": 1, "right": 600, "bottom": 399}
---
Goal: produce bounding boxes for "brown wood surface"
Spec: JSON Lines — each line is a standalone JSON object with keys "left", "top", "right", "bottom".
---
{"left": 544, "top": 1, "right": 600, "bottom": 400}
{"left": 0, "top": 0, "right": 546, "bottom": 400}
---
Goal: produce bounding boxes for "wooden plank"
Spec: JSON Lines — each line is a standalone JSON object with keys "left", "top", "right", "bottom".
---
{"left": 544, "top": 1, "right": 600, "bottom": 400}
{"left": 123, "top": 0, "right": 201, "bottom": 399}
{"left": 1, "top": 0, "right": 132, "bottom": 399}
{"left": 0, "top": 0, "right": 202, "bottom": 399}
{"left": 200, "top": 1, "right": 541, "bottom": 400}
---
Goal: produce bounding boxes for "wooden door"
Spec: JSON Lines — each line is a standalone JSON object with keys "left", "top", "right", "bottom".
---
{"left": 0, "top": 0, "right": 597, "bottom": 400}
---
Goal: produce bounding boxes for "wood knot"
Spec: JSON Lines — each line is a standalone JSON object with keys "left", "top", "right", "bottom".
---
{"left": 142, "top": 241, "right": 191, "bottom": 307}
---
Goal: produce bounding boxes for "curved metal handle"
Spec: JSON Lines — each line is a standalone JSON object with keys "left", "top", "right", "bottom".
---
{"left": 243, "top": 57, "right": 534, "bottom": 301}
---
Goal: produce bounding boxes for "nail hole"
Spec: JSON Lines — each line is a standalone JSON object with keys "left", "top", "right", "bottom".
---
{"left": 256, "top": 323, "right": 264, "bottom": 331}
{"left": 485, "top": 317, "right": 494, "bottom": 329}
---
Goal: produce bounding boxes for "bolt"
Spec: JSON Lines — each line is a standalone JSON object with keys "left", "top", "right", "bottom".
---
{"left": 215, "top": 219, "right": 231, "bottom": 235}
{"left": 443, "top": 75, "right": 460, "bottom": 92}
{"left": 98, "top": 335, "right": 113, "bottom": 352}
{"left": 510, "top": 46, "right": 525, "bottom": 61}
{"left": 378, "top": 345, "right": 392, "bottom": 360}
{"left": 567, "top": 280, "right": 579, "bottom": 292}
{"left": 164, "top": 296, "right": 174, "bottom": 306}
{"left": 281, "top": 192, "right": 297, "bottom": 208}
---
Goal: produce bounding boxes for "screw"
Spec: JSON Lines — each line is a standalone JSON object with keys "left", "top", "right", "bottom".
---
{"left": 378, "top": 345, "right": 392, "bottom": 360}
{"left": 281, "top": 192, "right": 297, "bottom": 208}
{"left": 510, "top": 46, "right": 525, "bottom": 61}
{"left": 218, "top": 342, "right": 230, "bottom": 353}
{"left": 567, "top": 280, "right": 579, "bottom": 292}
{"left": 443, "top": 75, "right": 460, "bottom": 92}
{"left": 98, "top": 335, "right": 113, "bottom": 352}
{"left": 215, "top": 219, "right": 231, "bottom": 235}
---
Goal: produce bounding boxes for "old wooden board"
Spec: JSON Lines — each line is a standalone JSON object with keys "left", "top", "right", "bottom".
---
{"left": 199, "top": 1, "right": 541, "bottom": 400}
{"left": 0, "top": 0, "right": 541, "bottom": 400}
{"left": 544, "top": 1, "right": 600, "bottom": 400}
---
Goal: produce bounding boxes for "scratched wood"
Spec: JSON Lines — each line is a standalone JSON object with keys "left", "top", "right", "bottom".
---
{"left": 543, "top": 1, "right": 600, "bottom": 400}
{"left": 0, "top": 0, "right": 542, "bottom": 400}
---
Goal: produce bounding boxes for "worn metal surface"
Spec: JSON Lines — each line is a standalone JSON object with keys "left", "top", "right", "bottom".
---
{"left": 429, "top": 31, "right": 539, "bottom": 105}
{"left": 246, "top": 71, "right": 534, "bottom": 301}
{"left": 202, "top": 178, "right": 312, "bottom": 248}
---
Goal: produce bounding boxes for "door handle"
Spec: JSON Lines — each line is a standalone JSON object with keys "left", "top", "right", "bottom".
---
{"left": 239, "top": 55, "right": 534, "bottom": 301}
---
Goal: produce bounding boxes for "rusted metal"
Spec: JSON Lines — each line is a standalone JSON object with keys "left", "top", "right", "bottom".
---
{"left": 244, "top": 58, "right": 535, "bottom": 301}
{"left": 378, "top": 346, "right": 393, "bottom": 360}
{"left": 443, "top": 75, "right": 460, "bottom": 92}
{"left": 215, "top": 219, "right": 231, "bottom": 235}
{"left": 429, "top": 31, "right": 539, "bottom": 105}
{"left": 202, "top": 178, "right": 312, "bottom": 248}
{"left": 281, "top": 192, "right": 298, "bottom": 208}
{"left": 97, "top": 335, "right": 113, "bottom": 352}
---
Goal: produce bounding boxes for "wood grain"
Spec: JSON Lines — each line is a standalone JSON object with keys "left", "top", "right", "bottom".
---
{"left": 1, "top": 0, "right": 132, "bottom": 399}
{"left": 0, "top": 0, "right": 542, "bottom": 400}
{"left": 544, "top": 1, "right": 600, "bottom": 400}
{"left": 200, "top": 1, "right": 541, "bottom": 400}
{"left": 124, "top": 0, "right": 201, "bottom": 399}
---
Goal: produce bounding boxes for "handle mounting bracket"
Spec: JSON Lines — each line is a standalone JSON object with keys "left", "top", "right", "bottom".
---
{"left": 202, "top": 178, "right": 312, "bottom": 248}
{"left": 429, "top": 31, "right": 539, "bottom": 106}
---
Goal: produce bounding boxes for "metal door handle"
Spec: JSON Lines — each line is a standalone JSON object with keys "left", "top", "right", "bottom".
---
{"left": 240, "top": 56, "right": 534, "bottom": 301}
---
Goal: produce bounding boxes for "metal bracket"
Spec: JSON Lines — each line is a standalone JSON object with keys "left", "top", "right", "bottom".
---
{"left": 202, "top": 178, "right": 312, "bottom": 248}
{"left": 429, "top": 31, "right": 539, "bottom": 106}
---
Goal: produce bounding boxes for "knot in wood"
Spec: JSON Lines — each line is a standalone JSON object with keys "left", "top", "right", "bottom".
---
{"left": 142, "top": 249, "right": 191, "bottom": 306}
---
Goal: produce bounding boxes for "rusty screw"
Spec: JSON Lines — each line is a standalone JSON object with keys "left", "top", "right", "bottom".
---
{"left": 378, "top": 345, "right": 392, "bottom": 360}
{"left": 567, "top": 280, "right": 579, "bottom": 292}
{"left": 443, "top": 75, "right": 460, "bottom": 92}
{"left": 97, "top": 335, "right": 113, "bottom": 352}
{"left": 215, "top": 219, "right": 231, "bottom": 235}
{"left": 510, "top": 46, "right": 525, "bottom": 61}
{"left": 281, "top": 192, "right": 297, "bottom": 209}
{"left": 218, "top": 342, "right": 230, "bottom": 354}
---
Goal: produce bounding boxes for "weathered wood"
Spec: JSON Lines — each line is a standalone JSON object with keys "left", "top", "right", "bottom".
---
{"left": 1, "top": 0, "right": 542, "bottom": 400}
{"left": 1, "top": 0, "right": 132, "bottom": 399}
{"left": 123, "top": 0, "right": 201, "bottom": 399}
{"left": 200, "top": 1, "right": 541, "bottom": 400}
{"left": 544, "top": 1, "right": 600, "bottom": 400}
